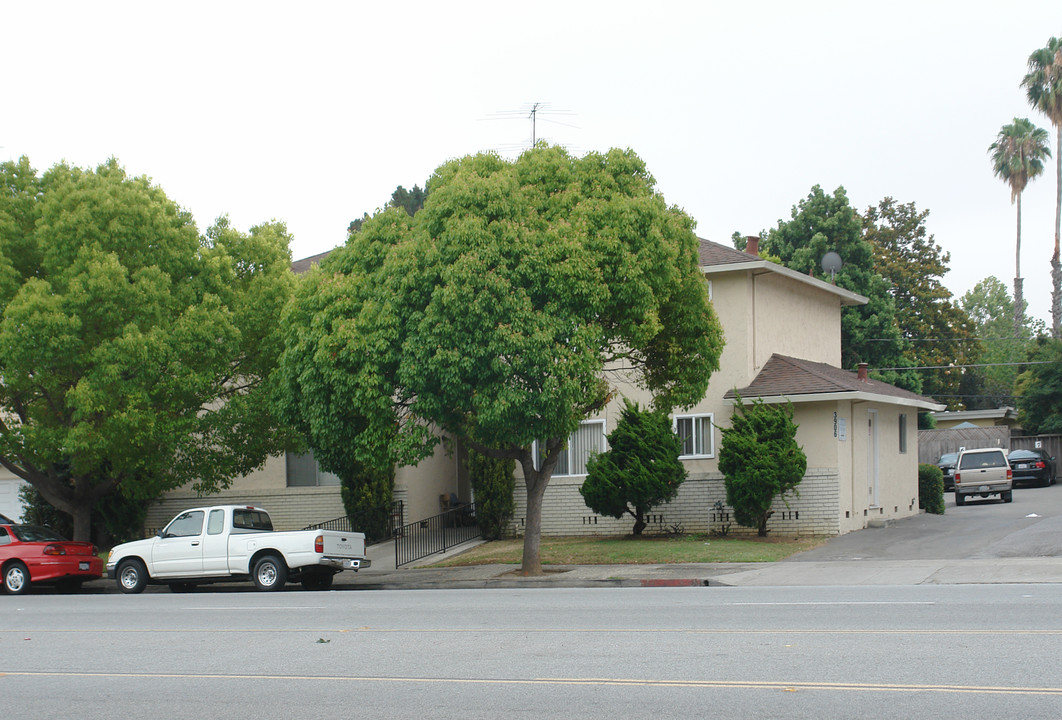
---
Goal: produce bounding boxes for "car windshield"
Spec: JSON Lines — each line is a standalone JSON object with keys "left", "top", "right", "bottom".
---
{"left": 939, "top": 453, "right": 958, "bottom": 464}
{"left": 11, "top": 525, "right": 67, "bottom": 542}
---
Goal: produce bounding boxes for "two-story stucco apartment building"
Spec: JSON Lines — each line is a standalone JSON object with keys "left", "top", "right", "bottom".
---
{"left": 142, "top": 238, "right": 942, "bottom": 537}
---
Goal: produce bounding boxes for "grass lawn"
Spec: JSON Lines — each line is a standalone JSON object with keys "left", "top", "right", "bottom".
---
{"left": 431, "top": 534, "right": 826, "bottom": 566}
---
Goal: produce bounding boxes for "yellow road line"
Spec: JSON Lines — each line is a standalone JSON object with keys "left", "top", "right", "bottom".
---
{"left": 1, "top": 671, "right": 1060, "bottom": 696}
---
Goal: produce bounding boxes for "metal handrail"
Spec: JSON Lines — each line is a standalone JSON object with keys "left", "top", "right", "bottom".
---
{"left": 394, "top": 503, "right": 480, "bottom": 567}
{"left": 303, "top": 501, "right": 404, "bottom": 546}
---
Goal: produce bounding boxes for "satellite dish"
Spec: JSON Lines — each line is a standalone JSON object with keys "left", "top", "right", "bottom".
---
{"left": 821, "top": 251, "right": 842, "bottom": 282}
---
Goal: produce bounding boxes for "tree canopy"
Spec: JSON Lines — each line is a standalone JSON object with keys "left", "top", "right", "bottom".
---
{"left": 0, "top": 157, "right": 295, "bottom": 541}
{"left": 759, "top": 185, "right": 919, "bottom": 391}
{"left": 348, "top": 183, "right": 428, "bottom": 235}
{"left": 959, "top": 276, "right": 1045, "bottom": 409}
{"left": 275, "top": 145, "right": 724, "bottom": 574}
{"left": 1015, "top": 337, "right": 1062, "bottom": 434}
{"left": 864, "top": 198, "right": 977, "bottom": 408}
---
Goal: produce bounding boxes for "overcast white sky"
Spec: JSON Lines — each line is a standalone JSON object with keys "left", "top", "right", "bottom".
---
{"left": 4, "top": 1, "right": 1061, "bottom": 322}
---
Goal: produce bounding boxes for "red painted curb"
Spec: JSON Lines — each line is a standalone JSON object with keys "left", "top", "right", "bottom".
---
{"left": 639, "top": 578, "right": 703, "bottom": 587}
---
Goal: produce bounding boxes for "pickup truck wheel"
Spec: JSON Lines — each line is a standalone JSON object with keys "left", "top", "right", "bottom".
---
{"left": 1002, "top": 490, "right": 1013, "bottom": 503}
{"left": 955, "top": 492, "right": 966, "bottom": 506}
{"left": 253, "top": 555, "right": 287, "bottom": 591}
{"left": 116, "top": 559, "right": 148, "bottom": 594}
{"left": 4, "top": 561, "right": 30, "bottom": 595}
{"left": 301, "top": 571, "right": 334, "bottom": 591}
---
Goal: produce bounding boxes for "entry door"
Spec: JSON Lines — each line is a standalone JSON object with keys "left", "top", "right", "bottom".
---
{"left": 867, "top": 410, "right": 880, "bottom": 507}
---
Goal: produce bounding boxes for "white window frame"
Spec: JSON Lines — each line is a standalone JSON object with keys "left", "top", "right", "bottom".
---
{"left": 898, "top": 413, "right": 908, "bottom": 454}
{"left": 534, "top": 419, "right": 607, "bottom": 477}
{"left": 673, "top": 413, "right": 715, "bottom": 459}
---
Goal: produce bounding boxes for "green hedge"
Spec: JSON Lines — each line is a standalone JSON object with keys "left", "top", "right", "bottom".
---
{"left": 918, "top": 463, "right": 945, "bottom": 515}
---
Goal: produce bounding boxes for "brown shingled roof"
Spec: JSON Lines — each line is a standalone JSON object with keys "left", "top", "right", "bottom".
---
{"left": 290, "top": 249, "right": 335, "bottom": 275}
{"left": 698, "top": 238, "right": 759, "bottom": 267}
{"left": 724, "top": 354, "right": 942, "bottom": 408}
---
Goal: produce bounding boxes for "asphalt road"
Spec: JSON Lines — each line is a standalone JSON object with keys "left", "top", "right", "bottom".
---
{"left": 4, "top": 584, "right": 1062, "bottom": 719}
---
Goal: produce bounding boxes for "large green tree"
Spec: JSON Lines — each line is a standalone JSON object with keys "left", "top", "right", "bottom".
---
{"left": 989, "top": 117, "right": 1051, "bottom": 338}
{"left": 759, "top": 185, "right": 918, "bottom": 391}
{"left": 719, "top": 397, "right": 806, "bottom": 537}
{"left": 275, "top": 146, "right": 724, "bottom": 575}
{"left": 959, "top": 277, "right": 1046, "bottom": 409}
{"left": 579, "top": 399, "right": 686, "bottom": 536}
{"left": 1023, "top": 37, "right": 1062, "bottom": 336}
{"left": 864, "top": 198, "right": 977, "bottom": 408}
{"left": 1015, "top": 336, "right": 1062, "bottom": 433}
{"left": 0, "top": 157, "right": 295, "bottom": 541}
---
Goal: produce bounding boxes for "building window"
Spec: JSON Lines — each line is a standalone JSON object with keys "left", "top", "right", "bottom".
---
{"left": 286, "top": 451, "right": 341, "bottom": 487}
{"left": 674, "top": 413, "right": 714, "bottom": 458}
{"left": 535, "top": 420, "right": 606, "bottom": 477}
{"left": 899, "top": 413, "right": 908, "bottom": 454}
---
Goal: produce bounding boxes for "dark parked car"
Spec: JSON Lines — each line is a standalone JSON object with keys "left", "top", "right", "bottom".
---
{"left": 0, "top": 523, "right": 103, "bottom": 594}
{"left": 936, "top": 452, "right": 958, "bottom": 491}
{"left": 1008, "top": 448, "right": 1056, "bottom": 487}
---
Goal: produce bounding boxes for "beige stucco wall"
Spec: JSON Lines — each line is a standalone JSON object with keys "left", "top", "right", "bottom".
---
{"left": 394, "top": 437, "right": 466, "bottom": 525}
{"left": 750, "top": 272, "right": 842, "bottom": 368}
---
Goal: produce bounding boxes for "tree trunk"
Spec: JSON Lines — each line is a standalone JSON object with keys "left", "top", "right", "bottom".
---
{"left": 1015, "top": 192, "right": 1024, "bottom": 340}
{"left": 519, "top": 470, "right": 548, "bottom": 576}
{"left": 758, "top": 510, "right": 773, "bottom": 538}
{"left": 1053, "top": 124, "right": 1062, "bottom": 338}
{"left": 71, "top": 503, "right": 93, "bottom": 544}
{"left": 632, "top": 508, "right": 646, "bottom": 536}
{"left": 1052, "top": 256, "right": 1061, "bottom": 340}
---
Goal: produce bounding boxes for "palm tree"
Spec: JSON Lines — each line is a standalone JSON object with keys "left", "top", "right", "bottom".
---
{"left": 1023, "top": 37, "right": 1062, "bottom": 337}
{"left": 989, "top": 118, "right": 1051, "bottom": 338}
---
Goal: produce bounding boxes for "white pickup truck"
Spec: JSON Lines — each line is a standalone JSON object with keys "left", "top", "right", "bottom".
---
{"left": 106, "top": 505, "right": 370, "bottom": 593}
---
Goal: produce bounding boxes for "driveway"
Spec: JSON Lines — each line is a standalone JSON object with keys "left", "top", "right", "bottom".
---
{"left": 788, "top": 482, "right": 1062, "bottom": 562}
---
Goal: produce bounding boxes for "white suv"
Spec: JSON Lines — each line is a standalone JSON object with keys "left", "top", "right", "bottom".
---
{"left": 954, "top": 447, "right": 1013, "bottom": 506}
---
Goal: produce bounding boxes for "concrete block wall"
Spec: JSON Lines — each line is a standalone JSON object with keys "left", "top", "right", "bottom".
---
{"left": 143, "top": 487, "right": 345, "bottom": 535}
{"left": 509, "top": 468, "right": 842, "bottom": 538}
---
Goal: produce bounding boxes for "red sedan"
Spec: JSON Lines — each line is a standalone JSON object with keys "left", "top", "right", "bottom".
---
{"left": 1, "top": 523, "right": 103, "bottom": 594}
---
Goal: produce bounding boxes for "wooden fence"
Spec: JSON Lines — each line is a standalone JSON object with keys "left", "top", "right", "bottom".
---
{"left": 918, "top": 427, "right": 1010, "bottom": 464}
{"left": 919, "top": 428, "right": 1062, "bottom": 467}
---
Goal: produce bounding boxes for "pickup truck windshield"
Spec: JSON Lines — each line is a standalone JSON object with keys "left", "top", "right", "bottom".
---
{"left": 233, "top": 509, "right": 273, "bottom": 532}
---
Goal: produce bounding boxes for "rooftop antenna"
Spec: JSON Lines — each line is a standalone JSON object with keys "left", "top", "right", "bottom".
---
{"left": 529, "top": 102, "right": 541, "bottom": 145}
{"left": 821, "top": 251, "right": 842, "bottom": 284}
{"left": 480, "top": 103, "right": 579, "bottom": 154}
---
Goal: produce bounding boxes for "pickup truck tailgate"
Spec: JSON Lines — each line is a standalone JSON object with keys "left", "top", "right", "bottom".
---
{"left": 323, "top": 532, "right": 366, "bottom": 558}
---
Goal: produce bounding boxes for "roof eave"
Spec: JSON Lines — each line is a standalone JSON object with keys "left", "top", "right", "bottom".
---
{"left": 724, "top": 391, "right": 946, "bottom": 412}
{"left": 702, "top": 260, "right": 868, "bottom": 306}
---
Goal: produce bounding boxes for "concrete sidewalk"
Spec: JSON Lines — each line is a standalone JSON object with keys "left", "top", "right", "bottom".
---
{"left": 349, "top": 538, "right": 1062, "bottom": 590}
